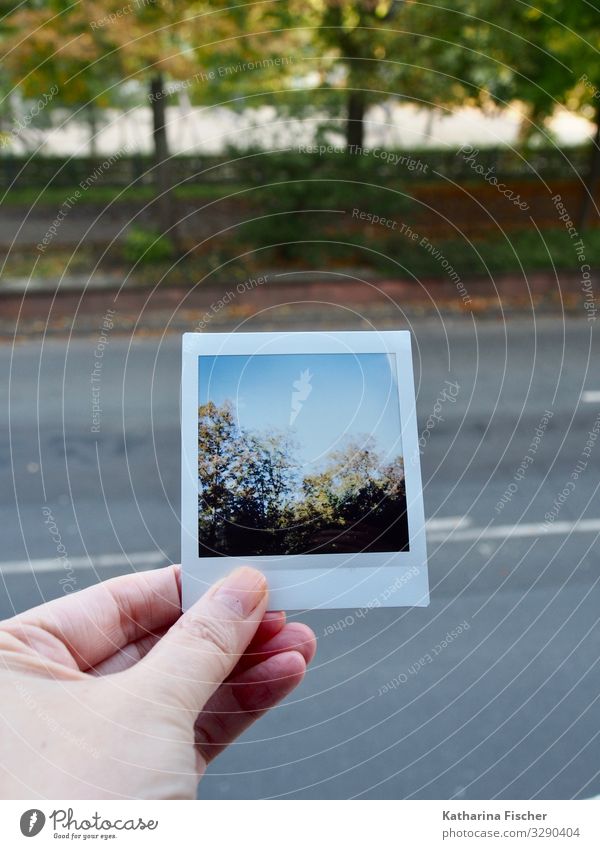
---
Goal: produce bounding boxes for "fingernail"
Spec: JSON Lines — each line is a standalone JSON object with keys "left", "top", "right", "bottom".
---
{"left": 213, "top": 567, "right": 267, "bottom": 617}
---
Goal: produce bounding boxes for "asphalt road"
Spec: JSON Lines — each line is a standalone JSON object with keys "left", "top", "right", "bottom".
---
{"left": 1, "top": 314, "right": 599, "bottom": 800}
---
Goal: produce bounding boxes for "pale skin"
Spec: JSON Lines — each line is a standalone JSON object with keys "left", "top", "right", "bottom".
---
{"left": 0, "top": 565, "right": 316, "bottom": 799}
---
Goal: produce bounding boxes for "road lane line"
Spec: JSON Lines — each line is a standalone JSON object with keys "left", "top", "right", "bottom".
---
{"left": 427, "top": 518, "right": 600, "bottom": 543}
{"left": 583, "top": 390, "right": 600, "bottom": 403}
{"left": 0, "top": 551, "right": 165, "bottom": 575}
{"left": 426, "top": 516, "right": 472, "bottom": 531}
{"left": 1, "top": 517, "right": 599, "bottom": 573}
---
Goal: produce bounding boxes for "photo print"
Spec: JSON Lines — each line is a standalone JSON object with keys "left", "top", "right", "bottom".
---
{"left": 197, "top": 352, "right": 409, "bottom": 558}
{"left": 182, "top": 331, "right": 428, "bottom": 610}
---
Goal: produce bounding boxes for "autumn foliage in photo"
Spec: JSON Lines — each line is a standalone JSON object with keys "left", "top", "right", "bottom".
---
{"left": 198, "top": 399, "right": 409, "bottom": 557}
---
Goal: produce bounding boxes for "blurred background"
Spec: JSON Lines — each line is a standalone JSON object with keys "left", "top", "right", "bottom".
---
{"left": 0, "top": 0, "right": 599, "bottom": 800}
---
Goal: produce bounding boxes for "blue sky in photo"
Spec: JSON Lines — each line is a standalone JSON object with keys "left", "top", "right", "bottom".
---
{"left": 199, "top": 352, "right": 402, "bottom": 471}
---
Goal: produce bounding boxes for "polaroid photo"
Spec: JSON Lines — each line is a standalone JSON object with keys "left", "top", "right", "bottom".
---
{"left": 181, "top": 330, "right": 429, "bottom": 610}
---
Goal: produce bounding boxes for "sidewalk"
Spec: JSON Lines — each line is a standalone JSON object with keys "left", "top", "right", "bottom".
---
{"left": 0, "top": 270, "right": 589, "bottom": 339}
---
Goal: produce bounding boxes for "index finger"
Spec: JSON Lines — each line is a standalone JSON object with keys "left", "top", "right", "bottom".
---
{"left": 2, "top": 564, "right": 182, "bottom": 671}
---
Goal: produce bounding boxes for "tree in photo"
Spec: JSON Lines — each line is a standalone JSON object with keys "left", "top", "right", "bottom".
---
{"left": 295, "top": 436, "right": 408, "bottom": 553}
{"left": 198, "top": 402, "right": 409, "bottom": 557}
{"left": 198, "top": 401, "right": 299, "bottom": 555}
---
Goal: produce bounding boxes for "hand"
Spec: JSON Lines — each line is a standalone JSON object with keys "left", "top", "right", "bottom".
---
{"left": 0, "top": 565, "right": 316, "bottom": 799}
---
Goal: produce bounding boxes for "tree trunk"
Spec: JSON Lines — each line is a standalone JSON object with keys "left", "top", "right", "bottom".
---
{"left": 87, "top": 104, "right": 98, "bottom": 157}
{"left": 577, "top": 100, "right": 600, "bottom": 232}
{"left": 516, "top": 108, "right": 533, "bottom": 146}
{"left": 149, "top": 73, "right": 176, "bottom": 243}
{"left": 346, "top": 90, "right": 366, "bottom": 149}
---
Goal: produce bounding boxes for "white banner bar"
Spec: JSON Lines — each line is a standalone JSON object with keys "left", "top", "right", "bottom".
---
{"left": 1, "top": 799, "right": 598, "bottom": 847}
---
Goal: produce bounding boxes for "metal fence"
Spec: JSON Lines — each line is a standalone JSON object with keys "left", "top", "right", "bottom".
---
{"left": 0, "top": 145, "right": 590, "bottom": 190}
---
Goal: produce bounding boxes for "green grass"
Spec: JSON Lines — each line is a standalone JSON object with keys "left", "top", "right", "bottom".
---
{"left": 0, "top": 182, "right": 251, "bottom": 207}
{"left": 1, "top": 226, "right": 596, "bottom": 287}
{"left": 376, "top": 227, "right": 600, "bottom": 277}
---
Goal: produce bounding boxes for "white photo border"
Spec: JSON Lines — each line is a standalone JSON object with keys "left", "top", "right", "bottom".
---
{"left": 181, "top": 330, "right": 429, "bottom": 610}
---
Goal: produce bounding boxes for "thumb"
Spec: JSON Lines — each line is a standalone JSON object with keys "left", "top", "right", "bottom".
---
{"left": 132, "top": 567, "right": 268, "bottom": 713}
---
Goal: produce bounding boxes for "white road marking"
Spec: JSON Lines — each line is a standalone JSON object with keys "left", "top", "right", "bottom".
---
{"left": 427, "top": 518, "right": 600, "bottom": 543}
{"left": 1, "top": 517, "right": 599, "bottom": 574}
{"left": 582, "top": 390, "right": 600, "bottom": 403}
{"left": 0, "top": 551, "right": 165, "bottom": 576}
{"left": 426, "top": 516, "right": 472, "bottom": 531}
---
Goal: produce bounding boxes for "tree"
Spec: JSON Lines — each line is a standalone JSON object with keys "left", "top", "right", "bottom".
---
{"left": 297, "top": 436, "right": 408, "bottom": 553}
{"left": 528, "top": 1, "right": 600, "bottom": 229}
{"left": 241, "top": 0, "right": 482, "bottom": 149}
{"left": 0, "top": 0, "right": 123, "bottom": 153}
{"left": 454, "top": 0, "right": 600, "bottom": 228}
{"left": 197, "top": 400, "right": 240, "bottom": 550}
{"left": 198, "top": 403, "right": 409, "bottom": 556}
{"left": 198, "top": 400, "right": 298, "bottom": 555}
{"left": 0, "top": 0, "right": 200, "bottom": 234}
